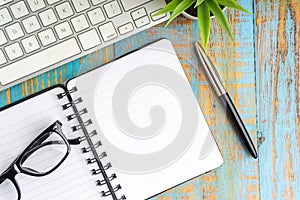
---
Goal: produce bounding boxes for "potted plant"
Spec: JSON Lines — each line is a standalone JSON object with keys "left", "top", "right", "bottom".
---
{"left": 155, "top": 0, "right": 250, "bottom": 50}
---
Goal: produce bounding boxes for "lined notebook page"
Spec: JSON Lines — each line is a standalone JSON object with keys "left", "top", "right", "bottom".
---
{"left": 68, "top": 39, "right": 223, "bottom": 200}
{"left": 0, "top": 87, "right": 109, "bottom": 200}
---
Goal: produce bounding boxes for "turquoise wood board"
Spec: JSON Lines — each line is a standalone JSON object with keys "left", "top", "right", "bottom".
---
{"left": 255, "top": 1, "right": 300, "bottom": 199}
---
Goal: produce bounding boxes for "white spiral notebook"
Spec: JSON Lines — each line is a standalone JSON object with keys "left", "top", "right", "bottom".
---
{"left": 0, "top": 39, "right": 223, "bottom": 200}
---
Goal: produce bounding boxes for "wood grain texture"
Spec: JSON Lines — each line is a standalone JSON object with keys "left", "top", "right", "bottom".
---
{"left": 0, "top": 0, "right": 299, "bottom": 199}
{"left": 255, "top": 0, "right": 300, "bottom": 199}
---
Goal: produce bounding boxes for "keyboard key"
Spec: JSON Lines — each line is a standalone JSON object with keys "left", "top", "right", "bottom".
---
{"left": 0, "top": 38, "right": 81, "bottom": 85}
{"left": 0, "top": 50, "right": 7, "bottom": 65}
{"left": 21, "top": 35, "right": 40, "bottom": 53}
{"left": 10, "top": 1, "right": 29, "bottom": 19}
{"left": 99, "top": 22, "right": 117, "bottom": 42}
{"left": 131, "top": 8, "right": 147, "bottom": 20}
{"left": 5, "top": 43, "right": 23, "bottom": 60}
{"left": 38, "top": 29, "right": 56, "bottom": 46}
{"left": 87, "top": 8, "right": 105, "bottom": 25}
{"left": 0, "top": 30, "right": 8, "bottom": 45}
{"left": 56, "top": 2, "right": 74, "bottom": 20}
{"left": 0, "top": 8, "right": 13, "bottom": 26}
{"left": 71, "top": 15, "right": 89, "bottom": 32}
{"left": 46, "top": 0, "right": 60, "bottom": 4}
{"left": 120, "top": 0, "right": 151, "bottom": 11}
{"left": 0, "top": 0, "right": 13, "bottom": 6}
{"left": 104, "top": 1, "right": 122, "bottom": 18}
{"left": 22, "top": 16, "right": 41, "bottom": 33}
{"left": 134, "top": 16, "right": 150, "bottom": 28}
{"left": 118, "top": 22, "right": 134, "bottom": 35}
{"left": 91, "top": 0, "right": 106, "bottom": 6}
{"left": 72, "top": 0, "right": 90, "bottom": 13}
{"left": 27, "top": 0, "right": 46, "bottom": 12}
{"left": 55, "top": 22, "right": 73, "bottom": 39}
{"left": 5, "top": 23, "right": 25, "bottom": 41}
{"left": 39, "top": 9, "right": 57, "bottom": 26}
{"left": 151, "top": 11, "right": 167, "bottom": 21}
{"left": 78, "top": 29, "right": 101, "bottom": 50}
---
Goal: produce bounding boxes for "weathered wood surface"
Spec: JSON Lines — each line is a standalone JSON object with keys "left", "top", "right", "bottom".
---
{"left": 0, "top": 0, "right": 299, "bottom": 199}
{"left": 255, "top": 0, "right": 300, "bottom": 199}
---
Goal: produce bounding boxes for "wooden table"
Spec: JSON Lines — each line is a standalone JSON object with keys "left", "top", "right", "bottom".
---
{"left": 0, "top": 0, "right": 299, "bottom": 199}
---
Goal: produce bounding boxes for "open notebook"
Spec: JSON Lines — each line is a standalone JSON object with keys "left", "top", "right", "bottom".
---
{"left": 0, "top": 39, "right": 223, "bottom": 200}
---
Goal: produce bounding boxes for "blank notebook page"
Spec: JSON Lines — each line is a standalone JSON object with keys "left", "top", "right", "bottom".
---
{"left": 0, "top": 87, "right": 110, "bottom": 200}
{"left": 68, "top": 39, "right": 223, "bottom": 199}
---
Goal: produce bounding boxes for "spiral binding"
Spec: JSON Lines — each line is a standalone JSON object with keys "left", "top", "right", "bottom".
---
{"left": 82, "top": 141, "right": 102, "bottom": 153}
{"left": 57, "top": 86, "right": 78, "bottom": 99}
{"left": 58, "top": 88, "right": 125, "bottom": 200}
{"left": 62, "top": 97, "right": 83, "bottom": 110}
{"left": 67, "top": 108, "right": 88, "bottom": 121}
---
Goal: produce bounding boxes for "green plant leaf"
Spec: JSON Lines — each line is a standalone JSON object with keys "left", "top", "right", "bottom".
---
{"left": 197, "top": 1, "right": 210, "bottom": 50}
{"left": 153, "top": 0, "right": 182, "bottom": 16}
{"left": 194, "top": 0, "right": 204, "bottom": 8}
{"left": 206, "top": 0, "right": 234, "bottom": 41}
{"left": 217, "top": 0, "right": 251, "bottom": 14}
{"left": 165, "top": 0, "right": 196, "bottom": 26}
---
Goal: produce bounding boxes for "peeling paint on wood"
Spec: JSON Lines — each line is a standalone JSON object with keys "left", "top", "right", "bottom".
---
{"left": 256, "top": 0, "right": 300, "bottom": 199}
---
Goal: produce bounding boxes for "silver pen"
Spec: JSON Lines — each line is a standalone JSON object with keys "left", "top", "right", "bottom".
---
{"left": 195, "top": 42, "right": 257, "bottom": 159}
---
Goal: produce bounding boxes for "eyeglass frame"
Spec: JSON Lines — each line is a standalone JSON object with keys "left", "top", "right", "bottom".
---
{"left": 0, "top": 120, "right": 81, "bottom": 200}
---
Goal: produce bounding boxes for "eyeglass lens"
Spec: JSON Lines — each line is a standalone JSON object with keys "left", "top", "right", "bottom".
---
{"left": 20, "top": 131, "right": 68, "bottom": 175}
{"left": 0, "top": 179, "right": 18, "bottom": 199}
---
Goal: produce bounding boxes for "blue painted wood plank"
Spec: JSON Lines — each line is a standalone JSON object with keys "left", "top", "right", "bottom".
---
{"left": 255, "top": 0, "right": 300, "bottom": 199}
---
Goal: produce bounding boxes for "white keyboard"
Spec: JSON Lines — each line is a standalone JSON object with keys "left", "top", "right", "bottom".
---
{"left": 0, "top": 0, "right": 168, "bottom": 90}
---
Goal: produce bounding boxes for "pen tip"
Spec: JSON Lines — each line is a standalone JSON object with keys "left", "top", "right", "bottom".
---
{"left": 251, "top": 150, "right": 258, "bottom": 159}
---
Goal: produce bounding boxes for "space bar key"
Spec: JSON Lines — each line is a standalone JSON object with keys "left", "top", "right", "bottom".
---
{"left": 0, "top": 38, "right": 81, "bottom": 85}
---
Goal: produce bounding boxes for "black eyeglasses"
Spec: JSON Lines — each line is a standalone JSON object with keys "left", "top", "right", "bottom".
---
{"left": 0, "top": 121, "right": 81, "bottom": 200}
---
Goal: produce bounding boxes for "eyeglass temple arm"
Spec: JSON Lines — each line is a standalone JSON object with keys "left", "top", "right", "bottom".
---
{"left": 68, "top": 138, "right": 81, "bottom": 145}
